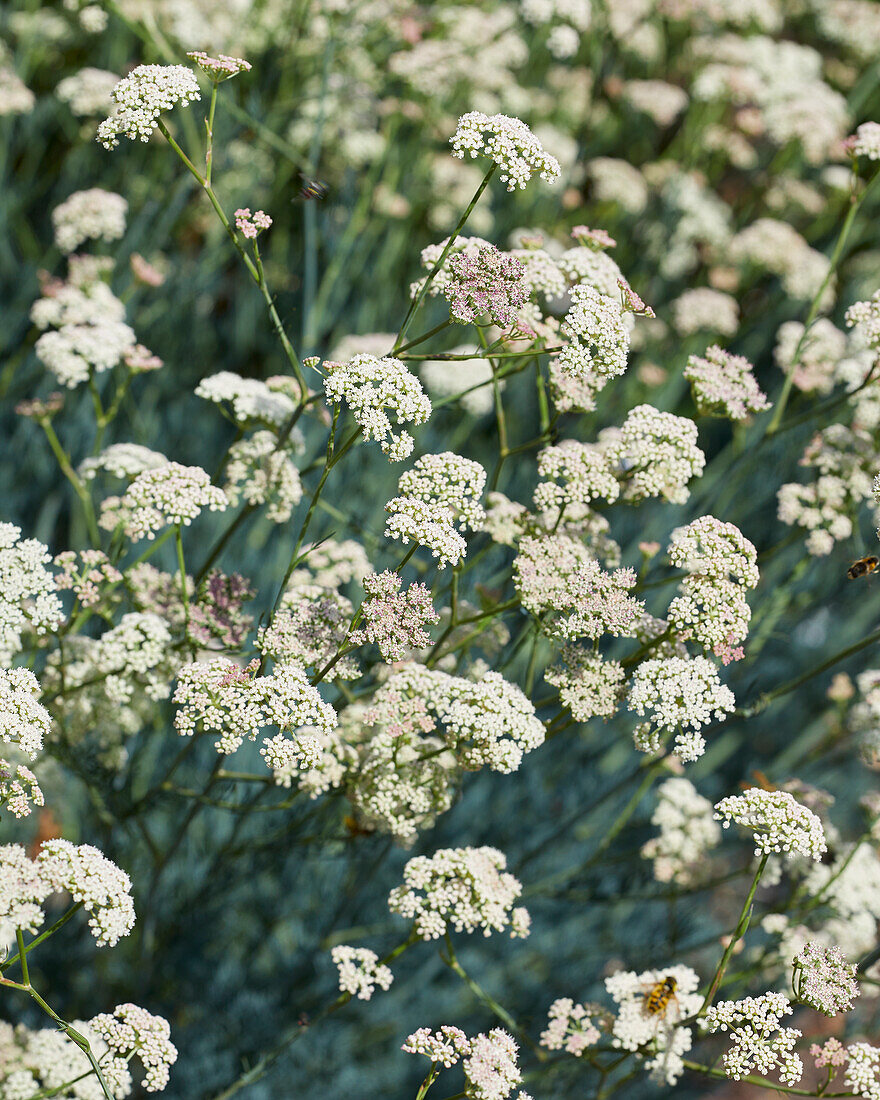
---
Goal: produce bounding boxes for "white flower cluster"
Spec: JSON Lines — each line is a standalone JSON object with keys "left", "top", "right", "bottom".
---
{"left": 684, "top": 345, "right": 770, "bottom": 419}
{"left": 450, "top": 111, "right": 561, "bottom": 190}
{"left": 714, "top": 788, "right": 827, "bottom": 861}
{"left": 388, "top": 846, "right": 530, "bottom": 939}
{"left": 34, "top": 269, "right": 137, "bottom": 386}
{"left": 847, "top": 290, "right": 880, "bottom": 348}
{"left": 792, "top": 942, "right": 859, "bottom": 1016}
{"left": 97, "top": 64, "right": 201, "bottom": 149}
{"left": 90, "top": 1004, "right": 178, "bottom": 1092}
{"left": 324, "top": 354, "right": 431, "bottom": 460}
{"left": 514, "top": 534, "right": 643, "bottom": 641}
{"left": 80, "top": 442, "right": 168, "bottom": 481}
{"left": 111, "top": 462, "right": 228, "bottom": 540}
{"left": 540, "top": 999, "right": 601, "bottom": 1057}
{"left": 330, "top": 945, "right": 394, "bottom": 1001}
{"left": 404, "top": 1026, "right": 526, "bottom": 1100}
{"left": 420, "top": 352, "right": 498, "bottom": 417}
{"left": 223, "top": 432, "right": 303, "bottom": 522}
{"left": 385, "top": 453, "right": 486, "bottom": 568}
{"left": 6, "top": 839, "right": 136, "bottom": 946}
{"left": 397, "top": 451, "right": 487, "bottom": 530}
{"left": 0, "top": 762, "right": 44, "bottom": 819}
{"left": 443, "top": 670, "right": 545, "bottom": 773}
{"left": 847, "top": 1043, "right": 880, "bottom": 1100}
{"left": 641, "top": 777, "right": 722, "bottom": 885}
{"left": 52, "top": 188, "right": 128, "bottom": 253}
{"left": 667, "top": 515, "right": 758, "bottom": 663}
{"left": 1, "top": 1006, "right": 176, "bottom": 1097}
{"left": 173, "top": 657, "right": 335, "bottom": 762}
{"left": 350, "top": 570, "right": 439, "bottom": 662}
{"left": 671, "top": 287, "right": 739, "bottom": 336}
{"left": 0, "top": 523, "right": 63, "bottom": 665}
{"left": 627, "top": 655, "right": 736, "bottom": 763}
{"left": 195, "top": 371, "right": 299, "bottom": 428}
{"left": 847, "top": 121, "right": 880, "bottom": 161}
{"left": 534, "top": 440, "right": 620, "bottom": 510}
{"left": 601, "top": 405, "right": 705, "bottom": 504}
{"left": 0, "top": 667, "right": 52, "bottom": 761}
{"left": 605, "top": 965, "right": 702, "bottom": 1085}
{"left": 775, "top": 318, "right": 846, "bottom": 395}
{"left": 702, "top": 992, "right": 803, "bottom": 1086}
{"left": 552, "top": 285, "right": 630, "bottom": 409}
{"left": 545, "top": 648, "right": 625, "bottom": 722}
{"left": 290, "top": 538, "right": 370, "bottom": 590}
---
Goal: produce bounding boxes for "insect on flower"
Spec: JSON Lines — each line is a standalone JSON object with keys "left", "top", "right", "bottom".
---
{"left": 640, "top": 975, "right": 679, "bottom": 1019}
{"left": 847, "top": 555, "right": 879, "bottom": 580}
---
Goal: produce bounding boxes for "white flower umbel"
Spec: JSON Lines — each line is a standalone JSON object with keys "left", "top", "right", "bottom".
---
{"left": 116, "top": 462, "right": 228, "bottom": 541}
{"left": 605, "top": 965, "right": 702, "bottom": 1085}
{"left": 385, "top": 497, "right": 468, "bottom": 568}
{"left": 540, "top": 999, "right": 601, "bottom": 1057}
{"left": 97, "top": 64, "right": 201, "bottom": 149}
{"left": 702, "top": 992, "right": 803, "bottom": 1086}
{"left": 36, "top": 320, "right": 137, "bottom": 388}
{"left": 847, "top": 122, "right": 880, "bottom": 161}
{"left": 684, "top": 345, "right": 770, "bottom": 420}
{"left": 668, "top": 515, "right": 759, "bottom": 586}
{"left": 450, "top": 111, "right": 561, "bottom": 190}
{"left": 627, "top": 655, "right": 735, "bottom": 763}
{"left": 0, "top": 668, "right": 52, "bottom": 760}
{"left": 37, "top": 839, "right": 135, "bottom": 946}
{"left": 714, "top": 789, "right": 827, "bottom": 861}
{"left": 330, "top": 945, "right": 394, "bottom": 1001}
{"left": 847, "top": 1043, "right": 880, "bottom": 1100}
{"left": 80, "top": 443, "right": 168, "bottom": 482}
{"left": 223, "top": 432, "right": 302, "bottom": 523}
{"left": 0, "top": 523, "right": 63, "bottom": 666}
{"left": 545, "top": 648, "right": 625, "bottom": 722}
{"left": 173, "top": 657, "right": 335, "bottom": 759}
{"left": 551, "top": 286, "right": 630, "bottom": 411}
{"left": 196, "top": 372, "right": 299, "bottom": 429}
{"left": 397, "top": 451, "right": 488, "bottom": 530}
{"left": 52, "top": 189, "right": 128, "bottom": 253}
{"left": 791, "top": 942, "right": 859, "bottom": 1015}
{"left": 443, "top": 670, "right": 545, "bottom": 773}
{"left": 403, "top": 1026, "right": 525, "bottom": 1100}
{"left": 0, "top": 844, "right": 52, "bottom": 933}
{"left": 323, "top": 354, "right": 431, "bottom": 461}
{"left": 388, "top": 846, "right": 529, "bottom": 940}
{"left": 90, "top": 1004, "right": 178, "bottom": 1092}
{"left": 602, "top": 405, "right": 705, "bottom": 504}
{"left": 534, "top": 440, "right": 620, "bottom": 510}
{"left": 642, "top": 777, "right": 722, "bottom": 885}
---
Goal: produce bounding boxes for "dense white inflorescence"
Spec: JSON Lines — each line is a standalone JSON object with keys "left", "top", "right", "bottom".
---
{"left": 98, "top": 64, "right": 201, "bottom": 148}
{"left": 323, "top": 355, "right": 431, "bottom": 461}
{"left": 388, "top": 846, "right": 530, "bottom": 939}
{"left": 330, "top": 945, "right": 394, "bottom": 1001}
{"left": 714, "top": 789, "right": 827, "bottom": 860}
{"left": 702, "top": 992, "right": 803, "bottom": 1085}
{"left": 641, "top": 777, "right": 722, "bottom": 884}
{"left": 450, "top": 111, "right": 561, "bottom": 190}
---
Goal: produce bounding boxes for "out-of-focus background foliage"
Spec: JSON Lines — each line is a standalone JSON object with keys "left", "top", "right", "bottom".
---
{"left": 4, "top": 1, "right": 880, "bottom": 1096}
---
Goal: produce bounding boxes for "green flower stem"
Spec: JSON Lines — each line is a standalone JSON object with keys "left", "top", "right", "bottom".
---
{"left": 699, "top": 852, "right": 769, "bottom": 1014}
{"left": 400, "top": 346, "right": 565, "bottom": 361}
{"left": 175, "top": 525, "right": 190, "bottom": 638}
{"left": 393, "top": 164, "right": 497, "bottom": 352}
{"left": 683, "top": 1060, "right": 855, "bottom": 1096}
{"left": 157, "top": 119, "right": 307, "bottom": 399}
{"left": 441, "top": 933, "right": 544, "bottom": 1059}
{"left": 766, "top": 164, "right": 880, "bottom": 434}
{"left": 205, "top": 81, "right": 218, "bottom": 186}
{"left": 37, "top": 418, "right": 100, "bottom": 547}
{"left": 394, "top": 319, "right": 453, "bottom": 356}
